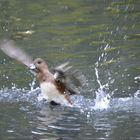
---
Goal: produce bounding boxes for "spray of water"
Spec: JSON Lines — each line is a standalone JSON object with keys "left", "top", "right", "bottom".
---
{"left": 89, "top": 44, "right": 112, "bottom": 110}
{"left": 72, "top": 44, "right": 113, "bottom": 111}
{"left": 94, "top": 67, "right": 111, "bottom": 110}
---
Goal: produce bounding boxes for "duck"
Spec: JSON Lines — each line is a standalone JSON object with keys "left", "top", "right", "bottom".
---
{"left": 0, "top": 39, "right": 84, "bottom": 106}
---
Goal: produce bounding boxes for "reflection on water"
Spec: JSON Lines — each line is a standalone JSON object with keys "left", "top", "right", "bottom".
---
{"left": 0, "top": 0, "right": 140, "bottom": 140}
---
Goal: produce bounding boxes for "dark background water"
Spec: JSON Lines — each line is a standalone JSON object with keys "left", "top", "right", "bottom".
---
{"left": 0, "top": 0, "right": 140, "bottom": 140}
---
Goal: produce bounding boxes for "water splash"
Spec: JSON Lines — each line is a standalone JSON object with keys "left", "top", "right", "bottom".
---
{"left": 72, "top": 66, "right": 111, "bottom": 111}
{"left": 0, "top": 87, "right": 40, "bottom": 104}
{"left": 91, "top": 44, "right": 112, "bottom": 110}
{"left": 134, "top": 90, "right": 140, "bottom": 99}
{"left": 29, "top": 78, "right": 37, "bottom": 91}
{"left": 94, "top": 67, "right": 111, "bottom": 110}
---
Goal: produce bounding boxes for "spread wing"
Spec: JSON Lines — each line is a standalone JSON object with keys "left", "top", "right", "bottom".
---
{"left": 52, "top": 62, "right": 85, "bottom": 95}
{"left": 0, "top": 39, "right": 33, "bottom": 67}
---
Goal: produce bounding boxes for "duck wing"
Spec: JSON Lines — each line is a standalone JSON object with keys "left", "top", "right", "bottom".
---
{"left": 0, "top": 39, "right": 33, "bottom": 67}
{"left": 52, "top": 62, "right": 85, "bottom": 95}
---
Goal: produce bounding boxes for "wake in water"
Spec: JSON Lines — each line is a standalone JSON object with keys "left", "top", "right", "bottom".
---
{"left": 1, "top": 65, "right": 139, "bottom": 113}
{"left": 0, "top": 80, "right": 140, "bottom": 112}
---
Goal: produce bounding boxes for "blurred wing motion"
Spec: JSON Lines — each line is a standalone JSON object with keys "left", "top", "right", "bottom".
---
{"left": 53, "top": 62, "right": 86, "bottom": 95}
{"left": 0, "top": 39, "right": 33, "bottom": 67}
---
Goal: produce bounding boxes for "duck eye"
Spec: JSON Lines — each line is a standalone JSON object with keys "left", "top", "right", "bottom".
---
{"left": 38, "top": 61, "right": 42, "bottom": 64}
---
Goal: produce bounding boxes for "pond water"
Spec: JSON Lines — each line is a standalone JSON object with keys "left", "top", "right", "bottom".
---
{"left": 0, "top": 0, "right": 140, "bottom": 140}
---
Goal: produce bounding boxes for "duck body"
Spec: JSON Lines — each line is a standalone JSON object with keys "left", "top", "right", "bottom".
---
{"left": 30, "top": 58, "right": 82, "bottom": 106}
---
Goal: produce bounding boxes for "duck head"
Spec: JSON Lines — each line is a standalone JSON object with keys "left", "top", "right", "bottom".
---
{"left": 29, "top": 58, "right": 49, "bottom": 74}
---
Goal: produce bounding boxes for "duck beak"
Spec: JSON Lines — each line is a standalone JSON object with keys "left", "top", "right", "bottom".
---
{"left": 30, "top": 63, "right": 36, "bottom": 70}
{"left": 29, "top": 63, "right": 38, "bottom": 75}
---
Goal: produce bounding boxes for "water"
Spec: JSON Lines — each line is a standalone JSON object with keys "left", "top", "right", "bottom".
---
{"left": 0, "top": 0, "right": 140, "bottom": 140}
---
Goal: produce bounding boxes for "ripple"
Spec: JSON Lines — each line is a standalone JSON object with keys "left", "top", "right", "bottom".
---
{"left": 31, "top": 130, "right": 44, "bottom": 135}
{"left": 48, "top": 125, "right": 80, "bottom": 131}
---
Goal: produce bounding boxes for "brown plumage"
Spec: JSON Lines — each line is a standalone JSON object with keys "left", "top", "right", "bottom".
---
{"left": 31, "top": 58, "right": 83, "bottom": 106}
